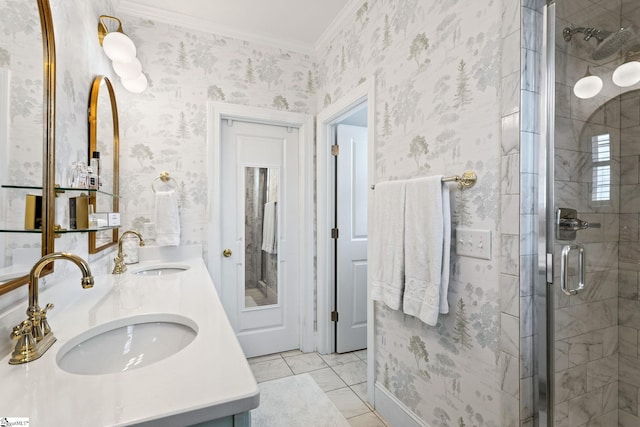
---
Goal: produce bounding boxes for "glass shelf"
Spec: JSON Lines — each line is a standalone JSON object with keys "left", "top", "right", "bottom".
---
{"left": 0, "top": 225, "right": 119, "bottom": 234}
{"left": 0, "top": 228, "right": 43, "bottom": 234}
{"left": 2, "top": 184, "right": 119, "bottom": 198}
{"left": 55, "top": 225, "right": 119, "bottom": 234}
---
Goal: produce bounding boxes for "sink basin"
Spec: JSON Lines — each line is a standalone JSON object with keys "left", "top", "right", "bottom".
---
{"left": 130, "top": 264, "right": 190, "bottom": 276}
{"left": 57, "top": 314, "right": 197, "bottom": 375}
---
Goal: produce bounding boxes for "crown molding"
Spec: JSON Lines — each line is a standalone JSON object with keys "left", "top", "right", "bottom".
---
{"left": 116, "top": 1, "right": 316, "bottom": 56}
{"left": 314, "top": 0, "right": 365, "bottom": 52}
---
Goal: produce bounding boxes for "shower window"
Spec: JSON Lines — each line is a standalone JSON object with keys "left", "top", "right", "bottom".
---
{"left": 591, "top": 133, "right": 610, "bottom": 202}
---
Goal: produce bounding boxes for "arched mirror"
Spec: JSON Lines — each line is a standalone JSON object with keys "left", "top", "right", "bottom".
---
{"left": 88, "top": 75, "right": 119, "bottom": 253}
{"left": 0, "top": 0, "right": 56, "bottom": 295}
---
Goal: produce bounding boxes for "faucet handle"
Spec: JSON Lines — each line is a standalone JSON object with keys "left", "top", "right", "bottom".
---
{"left": 41, "top": 303, "right": 54, "bottom": 336}
{"left": 8, "top": 319, "right": 39, "bottom": 365}
{"left": 11, "top": 320, "right": 34, "bottom": 341}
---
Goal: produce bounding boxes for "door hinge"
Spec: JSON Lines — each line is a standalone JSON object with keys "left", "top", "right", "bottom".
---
{"left": 331, "top": 311, "right": 339, "bottom": 322}
{"left": 331, "top": 144, "right": 339, "bottom": 156}
{"left": 331, "top": 228, "right": 339, "bottom": 239}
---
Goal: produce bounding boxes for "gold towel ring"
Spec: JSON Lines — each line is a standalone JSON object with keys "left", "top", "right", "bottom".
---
{"left": 152, "top": 171, "right": 179, "bottom": 192}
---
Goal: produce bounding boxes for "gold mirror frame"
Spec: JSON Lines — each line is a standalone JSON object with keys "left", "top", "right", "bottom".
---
{"left": 0, "top": 0, "right": 56, "bottom": 296}
{"left": 88, "top": 76, "right": 119, "bottom": 253}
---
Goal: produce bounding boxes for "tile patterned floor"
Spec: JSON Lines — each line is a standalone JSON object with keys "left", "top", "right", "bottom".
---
{"left": 248, "top": 350, "right": 389, "bottom": 427}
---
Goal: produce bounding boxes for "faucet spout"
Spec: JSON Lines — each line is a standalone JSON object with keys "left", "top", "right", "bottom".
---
{"left": 28, "top": 252, "right": 94, "bottom": 312}
{"left": 112, "top": 230, "right": 145, "bottom": 274}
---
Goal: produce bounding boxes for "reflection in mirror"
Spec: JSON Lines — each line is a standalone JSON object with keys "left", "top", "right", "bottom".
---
{"left": 0, "top": 0, "right": 56, "bottom": 294}
{"left": 88, "top": 76, "right": 119, "bottom": 253}
{"left": 244, "top": 167, "right": 279, "bottom": 308}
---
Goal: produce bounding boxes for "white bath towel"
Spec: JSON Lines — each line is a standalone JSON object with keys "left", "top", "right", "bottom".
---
{"left": 154, "top": 190, "right": 180, "bottom": 246}
{"left": 262, "top": 201, "right": 278, "bottom": 254}
{"left": 370, "top": 180, "right": 406, "bottom": 310}
{"left": 402, "top": 176, "right": 451, "bottom": 325}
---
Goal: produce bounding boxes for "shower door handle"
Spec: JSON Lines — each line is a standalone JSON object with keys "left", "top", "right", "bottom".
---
{"left": 560, "top": 244, "right": 585, "bottom": 296}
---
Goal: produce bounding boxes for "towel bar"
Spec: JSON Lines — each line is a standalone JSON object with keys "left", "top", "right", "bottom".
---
{"left": 370, "top": 170, "right": 477, "bottom": 190}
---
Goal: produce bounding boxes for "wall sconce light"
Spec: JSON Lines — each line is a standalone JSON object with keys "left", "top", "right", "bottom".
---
{"left": 98, "top": 15, "right": 147, "bottom": 93}
{"left": 573, "top": 66, "right": 603, "bottom": 99}
{"left": 612, "top": 48, "right": 640, "bottom": 88}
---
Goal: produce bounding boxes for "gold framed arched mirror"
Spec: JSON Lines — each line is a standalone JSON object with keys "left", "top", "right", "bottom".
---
{"left": 88, "top": 75, "right": 119, "bottom": 253}
{"left": 0, "top": 0, "right": 56, "bottom": 296}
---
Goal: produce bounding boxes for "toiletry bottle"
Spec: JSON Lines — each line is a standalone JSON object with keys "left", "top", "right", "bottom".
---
{"left": 87, "top": 166, "right": 98, "bottom": 190}
{"left": 88, "top": 204, "right": 98, "bottom": 228}
{"left": 90, "top": 151, "right": 101, "bottom": 188}
{"left": 76, "top": 161, "right": 88, "bottom": 188}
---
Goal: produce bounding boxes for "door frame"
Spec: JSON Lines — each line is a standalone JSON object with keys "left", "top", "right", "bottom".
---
{"left": 316, "top": 80, "right": 375, "bottom": 401}
{"left": 207, "top": 101, "right": 315, "bottom": 354}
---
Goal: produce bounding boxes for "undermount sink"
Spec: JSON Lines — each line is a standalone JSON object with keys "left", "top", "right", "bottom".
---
{"left": 57, "top": 314, "right": 197, "bottom": 375}
{"left": 130, "top": 264, "right": 190, "bottom": 276}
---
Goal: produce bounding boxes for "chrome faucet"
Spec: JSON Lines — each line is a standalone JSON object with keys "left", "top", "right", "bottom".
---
{"left": 9, "top": 252, "right": 94, "bottom": 365}
{"left": 112, "top": 230, "right": 145, "bottom": 274}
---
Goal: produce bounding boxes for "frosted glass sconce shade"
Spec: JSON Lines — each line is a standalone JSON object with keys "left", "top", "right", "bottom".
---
{"left": 573, "top": 67, "right": 603, "bottom": 99}
{"left": 612, "top": 60, "right": 640, "bottom": 87}
{"left": 102, "top": 32, "right": 136, "bottom": 62}
{"left": 98, "top": 15, "right": 147, "bottom": 93}
{"left": 113, "top": 58, "right": 142, "bottom": 80}
{"left": 121, "top": 73, "right": 148, "bottom": 93}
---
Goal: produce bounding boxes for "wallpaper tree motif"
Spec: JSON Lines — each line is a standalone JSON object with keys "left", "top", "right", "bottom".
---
{"left": 318, "top": 0, "right": 502, "bottom": 425}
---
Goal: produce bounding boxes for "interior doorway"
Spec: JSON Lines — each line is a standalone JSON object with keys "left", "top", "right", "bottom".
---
{"left": 207, "top": 102, "right": 315, "bottom": 357}
{"left": 220, "top": 119, "right": 299, "bottom": 358}
{"left": 316, "top": 81, "right": 375, "bottom": 402}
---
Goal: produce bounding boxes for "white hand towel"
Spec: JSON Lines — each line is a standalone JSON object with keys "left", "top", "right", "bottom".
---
{"left": 154, "top": 190, "right": 180, "bottom": 246}
{"left": 262, "top": 201, "right": 278, "bottom": 254}
{"left": 370, "top": 180, "right": 406, "bottom": 310}
{"left": 402, "top": 176, "right": 451, "bottom": 325}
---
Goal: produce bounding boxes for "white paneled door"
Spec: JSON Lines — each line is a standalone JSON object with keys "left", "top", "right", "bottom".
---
{"left": 336, "top": 124, "right": 368, "bottom": 353}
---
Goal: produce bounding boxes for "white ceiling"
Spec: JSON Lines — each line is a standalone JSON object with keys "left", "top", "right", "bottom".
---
{"left": 117, "top": 0, "right": 354, "bottom": 53}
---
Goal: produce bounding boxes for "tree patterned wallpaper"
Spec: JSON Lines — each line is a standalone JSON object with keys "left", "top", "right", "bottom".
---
{"left": 316, "top": 1, "right": 504, "bottom": 425}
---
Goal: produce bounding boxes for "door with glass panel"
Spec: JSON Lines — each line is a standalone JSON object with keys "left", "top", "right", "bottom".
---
{"left": 220, "top": 120, "right": 299, "bottom": 358}
{"left": 545, "top": 1, "right": 640, "bottom": 425}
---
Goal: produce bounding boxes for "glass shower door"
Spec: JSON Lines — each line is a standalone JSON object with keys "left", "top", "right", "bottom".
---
{"left": 547, "top": 0, "right": 640, "bottom": 425}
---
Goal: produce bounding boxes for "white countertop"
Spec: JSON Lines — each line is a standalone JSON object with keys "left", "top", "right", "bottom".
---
{"left": 0, "top": 257, "right": 259, "bottom": 426}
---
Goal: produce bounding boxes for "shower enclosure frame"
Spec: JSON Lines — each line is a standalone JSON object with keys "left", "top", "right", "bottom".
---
{"left": 537, "top": 1, "right": 555, "bottom": 426}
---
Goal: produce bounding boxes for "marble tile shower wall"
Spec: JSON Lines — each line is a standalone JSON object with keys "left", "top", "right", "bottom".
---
{"left": 498, "top": 2, "right": 546, "bottom": 426}
{"left": 317, "top": 0, "right": 508, "bottom": 425}
{"left": 618, "top": 90, "right": 640, "bottom": 426}
{"left": 552, "top": 1, "right": 640, "bottom": 425}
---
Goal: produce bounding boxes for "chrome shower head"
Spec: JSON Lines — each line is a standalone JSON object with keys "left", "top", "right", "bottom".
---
{"left": 563, "top": 26, "right": 635, "bottom": 60}
{"left": 592, "top": 27, "right": 634, "bottom": 60}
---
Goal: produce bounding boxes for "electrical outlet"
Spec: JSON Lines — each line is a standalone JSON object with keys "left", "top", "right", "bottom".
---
{"left": 455, "top": 228, "right": 491, "bottom": 260}
{"left": 143, "top": 222, "right": 156, "bottom": 240}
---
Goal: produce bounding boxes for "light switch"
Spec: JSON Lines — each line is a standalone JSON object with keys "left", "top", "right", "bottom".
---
{"left": 455, "top": 228, "right": 491, "bottom": 260}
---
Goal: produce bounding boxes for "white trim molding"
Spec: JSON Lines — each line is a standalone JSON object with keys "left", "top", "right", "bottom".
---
{"left": 117, "top": 1, "right": 316, "bottom": 55}
{"left": 314, "top": 0, "right": 366, "bottom": 53}
{"left": 206, "top": 102, "right": 315, "bottom": 353}
{"left": 374, "top": 383, "right": 427, "bottom": 427}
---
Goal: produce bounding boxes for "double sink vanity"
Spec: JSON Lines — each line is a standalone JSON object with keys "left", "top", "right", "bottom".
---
{"left": 0, "top": 248, "right": 259, "bottom": 426}
{"left": 0, "top": 1, "right": 259, "bottom": 425}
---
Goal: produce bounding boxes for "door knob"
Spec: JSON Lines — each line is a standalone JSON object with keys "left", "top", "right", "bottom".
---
{"left": 222, "top": 249, "right": 232, "bottom": 257}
